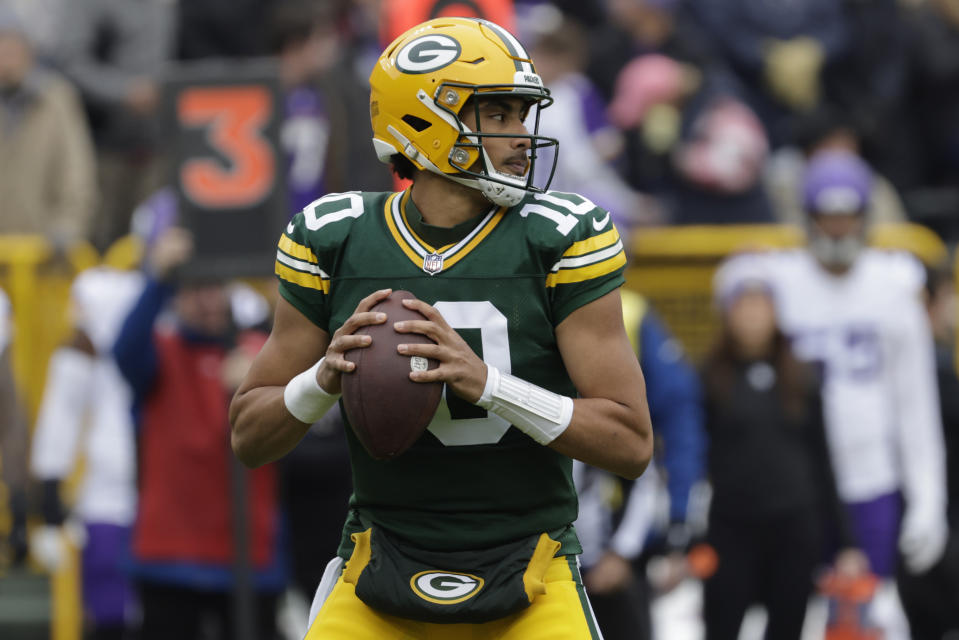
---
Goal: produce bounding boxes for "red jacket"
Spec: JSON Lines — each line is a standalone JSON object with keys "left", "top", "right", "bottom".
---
{"left": 132, "top": 329, "right": 277, "bottom": 567}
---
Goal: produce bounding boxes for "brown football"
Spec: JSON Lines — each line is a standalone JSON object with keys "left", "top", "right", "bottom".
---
{"left": 341, "top": 290, "right": 442, "bottom": 460}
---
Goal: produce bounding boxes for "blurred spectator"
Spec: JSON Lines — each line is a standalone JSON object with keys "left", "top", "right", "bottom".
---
{"left": 895, "top": 0, "right": 959, "bottom": 240}
{"left": 764, "top": 110, "right": 907, "bottom": 229}
{"left": 608, "top": 53, "right": 773, "bottom": 224}
{"left": 0, "top": 2, "right": 97, "bottom": 246}
{"left": 704, "top": 263, "right": 866, "bottom": 639}
{"left": 687, "top": 0, "right": 849, "bottom": 146}
{"left": 341, "top": 0, "right": 387, "bottom": 89}
{"left": 586, "top": 0, "right": 715, "bottom": 103}
{"left": 54, "top": 0, "right": 174, "bottom": 252}
{"left": 575, "top": 290, "right": 706, "bottom": 640}
{"left": 824, "top": 0, "right": 912, "bottom": 193}
{"left": 176, "top": 0, "right": 270, "bottom": 60}
{"left": 7, "top": 0, "right": 64, "bottom": 63}
{"left": 270, "top": 0, "right": 392, "bottom": 212}
{"left": 113, "top": 227, "right": 284, "bottom": 640}
{"left": 0, "top": 286, "right": 28, "bottom": 569}
{"left": 526, "top": 6, "right": 656, "bottom": 225}
{"left": 717, "top": 150, "right": 949, "bottom": 639}
{"left": 29, "top": 265, "right": 144, "bottom": 640}
{"left": 895, "top": 266, "right": 959, "bottom": 637}
{"left": 903, "top": 0, "right": 959, "bottom": 191}
{"left": 516, "top": 0, "right": 604, "bottom": 28}
{"left": 925, "top": 267, "right": 959, "bottom": 537}
{"left": 574, "top": 463, "right": 658, "bottom": 640}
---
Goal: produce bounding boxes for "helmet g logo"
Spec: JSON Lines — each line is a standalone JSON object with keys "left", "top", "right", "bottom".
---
{"left": 396, "top": 35, "right": 462, "bottom": 74}
{"left": 410, "top": 570, "right": 484, "bottom": 604}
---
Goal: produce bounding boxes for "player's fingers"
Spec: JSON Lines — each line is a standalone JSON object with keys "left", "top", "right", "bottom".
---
{"left": 338, "top": 310, "right": 387, "bottom": 336}
{"left": 323, "top": 352, "right": 356, "bottom": 373}
{"left": 401, "top": 298, "right": 450, "bottom": 328}
{"left": 397, "top": 342, "right": 442, "bottom": 360}
{"left": 355, "top": 288, "right": 392, "bottom": 313}
{"left": 407, "top": 365, "right": 446, "bottom": 384}
{"left": 331, "top": 332, "right": 373, "bottom": 354}
{"left": 393, "top": 318, "right": 448, "bottom": 343}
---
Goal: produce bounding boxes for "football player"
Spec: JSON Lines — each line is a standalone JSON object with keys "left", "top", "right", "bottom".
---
{"left": 29, "top": 264, "right": 144, "bottom": 639}
{"left": 716, "top": 150, "right": 948, "bottom": 639}
{"left": 230, "top": 17, "right": 653, "bottom": 639}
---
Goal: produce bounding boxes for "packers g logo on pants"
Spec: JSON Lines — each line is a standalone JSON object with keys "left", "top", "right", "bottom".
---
{"left": 410, "top": 570, "right": 485, "bottom": 604}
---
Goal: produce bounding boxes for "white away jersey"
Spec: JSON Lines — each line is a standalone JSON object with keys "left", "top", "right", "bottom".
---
{"left": 719, "top": 249, "right": 945, "bottom": 513}
{"left": 31, "top": 267, "right": 145, "bottom": 524}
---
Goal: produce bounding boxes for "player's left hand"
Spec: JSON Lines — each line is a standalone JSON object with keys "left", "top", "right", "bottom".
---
{"left": 584, "top": 551, "right": 634, "bottom": 595}
{"left": 394, "top": 298, "right": 488, "bottom": 404}
{"left": 899, "top": 507, "right": 949, "bottom": 574}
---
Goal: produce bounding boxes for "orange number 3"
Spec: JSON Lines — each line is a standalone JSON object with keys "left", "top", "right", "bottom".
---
{"left": 178, "top": 86, "right": 276, "bottom": 209}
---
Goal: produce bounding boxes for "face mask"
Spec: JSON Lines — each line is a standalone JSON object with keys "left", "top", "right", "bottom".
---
{"left": 808, "top": 230, "right": 864, "bottom": 270}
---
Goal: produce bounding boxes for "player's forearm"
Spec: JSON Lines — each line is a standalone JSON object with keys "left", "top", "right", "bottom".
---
{"left": 229, "top": 386, "right": 313, "bottom": 468}
{"left": 551, "top": 397, "right": 653, "bottom": 480}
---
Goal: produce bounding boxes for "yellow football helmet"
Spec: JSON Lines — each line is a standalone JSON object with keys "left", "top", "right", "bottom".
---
{"left": 370, "top": 17, "right": 558, "bottom": 206}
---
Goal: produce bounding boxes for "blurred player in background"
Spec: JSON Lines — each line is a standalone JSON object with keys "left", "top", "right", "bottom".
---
{"left": 0, "top": 286, "right": 28, "bottom": 569}
{"left": 230, "top": 16, "right": 653, "bottom": 640}
{"left": 719, "top": 150, "right": 948, "bottom": 639}
{"left": 29, "top": 263, "right": 144, "bottom": 640}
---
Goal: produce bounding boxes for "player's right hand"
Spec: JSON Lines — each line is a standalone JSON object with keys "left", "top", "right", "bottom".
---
{"left": 147, "top": 227, "right": 194, "bottom": 281}
{"left": 29, "top": 525, "right": 67, "bottom": 573}
{"left": 317, "top": 288, "right": 391, "bottom": 394}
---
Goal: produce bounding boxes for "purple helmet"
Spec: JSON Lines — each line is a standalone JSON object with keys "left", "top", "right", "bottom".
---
{"left": 801, "top": 150, "right": 873, "bottom": 216}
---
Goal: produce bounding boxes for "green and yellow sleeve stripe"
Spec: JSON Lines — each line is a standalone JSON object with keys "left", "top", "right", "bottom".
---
{"left": 546, "top": 228, "right": 627, "bottom": 287}
{"left": 275, "top": 234, "right": 330, "bottom": 293}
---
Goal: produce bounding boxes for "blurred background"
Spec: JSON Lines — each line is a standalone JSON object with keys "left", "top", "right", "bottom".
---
{"left": 1, "top": 0, "right": 958, "bottom": 639}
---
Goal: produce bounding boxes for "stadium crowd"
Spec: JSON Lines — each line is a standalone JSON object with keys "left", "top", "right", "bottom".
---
{"left": 1, "top": 0, "right": 959, "bottom": 638}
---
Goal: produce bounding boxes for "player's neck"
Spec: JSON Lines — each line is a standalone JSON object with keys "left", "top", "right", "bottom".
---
{"left": 409, "top": 172, "right": 493, "bottom": 228}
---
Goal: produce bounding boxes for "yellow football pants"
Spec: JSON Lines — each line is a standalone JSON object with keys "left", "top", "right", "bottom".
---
{"left": 304, "top": 555, "right": 603, "bottom": 639}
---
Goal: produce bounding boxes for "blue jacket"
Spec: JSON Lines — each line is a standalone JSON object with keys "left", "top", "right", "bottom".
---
{"left": 623, "top": 291, "right": 706, "bottom": 525}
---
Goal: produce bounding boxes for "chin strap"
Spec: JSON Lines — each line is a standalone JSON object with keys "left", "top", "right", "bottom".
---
{"left": 386, "top": 110, "right": 530, "bottom": 208}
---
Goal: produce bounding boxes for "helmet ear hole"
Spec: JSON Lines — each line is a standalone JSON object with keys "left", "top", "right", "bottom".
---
{"left": 401, "top": 115, "right": 432, "bottom": 132}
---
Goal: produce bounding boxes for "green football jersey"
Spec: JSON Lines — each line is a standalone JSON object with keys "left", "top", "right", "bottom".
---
{"left": 276, "top": 189, "right": 627, "bottom": 557}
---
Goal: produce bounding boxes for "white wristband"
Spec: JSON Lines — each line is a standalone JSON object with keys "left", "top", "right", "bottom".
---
{"left": 476, "top": 365, "right": 574, "bottom": 445}
{"left": 283, "top": 358, "right": 340, "bottom": 424}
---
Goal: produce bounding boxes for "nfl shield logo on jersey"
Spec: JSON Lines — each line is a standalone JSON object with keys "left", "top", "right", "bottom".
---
{"left": 423, "top": 252, "right": 444, "bottom": 275}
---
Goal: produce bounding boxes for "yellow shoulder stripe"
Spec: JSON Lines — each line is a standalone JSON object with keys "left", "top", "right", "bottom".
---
{"left": 563, "top": 228, "right": 621, "bottom": 258}
{"left": 278, "top": 234, "right": 318, "bottom": 264}
{"left": 276, "top": 262, "right": 329, "bottom": 293}
{"left": 545, "top": 251, "right": 627, "bottom": 287}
